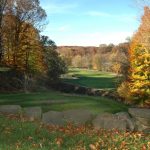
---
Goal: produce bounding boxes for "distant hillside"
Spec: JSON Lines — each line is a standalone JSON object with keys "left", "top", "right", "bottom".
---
{"left": 57, "top": 43, "right": 129, "bottom": 73}
{"left": 57, "top": 45, "right": 112, "bottom": 55}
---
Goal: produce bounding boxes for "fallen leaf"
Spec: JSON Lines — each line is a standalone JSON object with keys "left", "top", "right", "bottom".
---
{"left": 89, "top": 144, "right": 96, "bottom": 150}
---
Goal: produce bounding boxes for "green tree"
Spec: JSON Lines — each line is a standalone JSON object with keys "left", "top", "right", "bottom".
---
{"left": 40, "top": 36, "right": 67, "bottom": 83}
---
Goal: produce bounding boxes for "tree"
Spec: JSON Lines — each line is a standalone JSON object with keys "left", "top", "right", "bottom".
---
{"left": 92, "top": 54, "right": 102, "bottom": 70}
{"left": 126, "top": 6, "right": 150, "bottom": 107}
{"left": 72, "top": 55, "right": 83, "bottom": 68}
{"left": 40, "top": 36, "right": 67, "bottom": 83}
{"left": 135, "top": 0, "right": 150, "bottom": 9}
{"left": 3, "top": 0, "right": 46, "bottom": 69}
{"left": 129, "top": 45, "right": 150, "bottom": 106}
{"left": 110, "top": 44, "right": 129, "bottom": 77}
{"left": 1, "top": 0, "right": 46, "bottom": 92}
{"left": 82, "top": 54, "right": 92, "bottom": 69}
{"left": 0, "top": 0, "right": 7, "bottom": 63}
{"left": 58, "top": 47, "right": 73, "bottom": 67}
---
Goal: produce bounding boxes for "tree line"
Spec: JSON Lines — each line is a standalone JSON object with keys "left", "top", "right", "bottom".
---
{"left": 58, "top": 43, "right": 129, "bottom": 78}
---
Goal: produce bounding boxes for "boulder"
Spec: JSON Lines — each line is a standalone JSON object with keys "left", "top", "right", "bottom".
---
{"left": 87, "top": 89, "right": 101, "bottom": 96}
{"left": 42, "top": 111, "right": 65, "bottom": 126}
{"left": 128, "top": 108, "right": 150, "bottom": 119}
{"left": 23, "top": 107, "right": 42, "bottom": 121}
{"left": 128, "top": 108, "right": 150, "bottom": 131}
{"left": 63, "top": 109, "right": 94, "bottom": 125}
{"left": 74, "top": 86, "right": 87, "bottom": 94}
{"left": 134, "top": 120, "right": 149, "bottom": 132}
{"left": 115, "top": 112, "right": 135, "bottom": 131}
{"left": 134, "top": 117, "right": 150, "bottom": 126}
{"left": 143, "top": 128, "right": 150, "bottom": 134}
{"left": 92, "top": 113, "right": 127, "bottom": 131}
{"left": 0, "top": 105, "right": 22, "bottom": 115}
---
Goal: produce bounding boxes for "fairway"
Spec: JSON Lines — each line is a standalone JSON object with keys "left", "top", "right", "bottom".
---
{"left": 0, "top": 90, "right": 127, "bottom": 114}
{"left": 62, "top": 68, "right": 119, "bottom": 89}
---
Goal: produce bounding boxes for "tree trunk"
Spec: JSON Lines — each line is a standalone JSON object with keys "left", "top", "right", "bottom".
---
{"left": 0, "top": 32, "right": 3, "bottom": 64}
{"left": 24, "top": 72, "right": 29, "bottom": 93}
{"left": 0, "top": 15, "right": 3, "bottom": 64}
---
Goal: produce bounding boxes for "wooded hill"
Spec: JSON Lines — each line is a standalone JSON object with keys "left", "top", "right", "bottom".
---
{"left": 57, "top": 43, "right": 129, "bottom": 75}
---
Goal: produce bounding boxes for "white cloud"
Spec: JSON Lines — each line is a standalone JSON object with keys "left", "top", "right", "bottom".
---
{"left": 87, "top": 11, "right": 112, "bottom": 17}
{"left": 42, "top": 24, "right": 71, "bottom": 33}
{"left": 58, "top": 25, "right": 71, "bottom": 32}
{"left": 48, "top": 31, "right": 133, "bottom": 46}
{"left": 41, "top": 3, "right": 78, "bottom": 14}
{"left": 86, "top": 11, "right": 137, "bottom": 23}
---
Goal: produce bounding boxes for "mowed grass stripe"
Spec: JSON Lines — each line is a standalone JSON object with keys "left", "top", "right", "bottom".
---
{"left": 62, "top": 68, "right": 120, "bottom": 89}
{"left": 0, "top": 90, "right": 127, "bottom": 113}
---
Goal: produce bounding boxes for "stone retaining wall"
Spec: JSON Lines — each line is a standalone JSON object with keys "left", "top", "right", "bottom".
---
{"left": 0, "top": 105, "right": 149, "bottom": 133}
{"left": 52, "top": 82, "right": 123, "bottom": 102}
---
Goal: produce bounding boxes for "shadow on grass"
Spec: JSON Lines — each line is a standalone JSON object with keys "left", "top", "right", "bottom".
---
{"left": 63, "top": 76, "right": 119, "bottom": 89}
{"left": 0, "top": 91, "right": 128, "bottom": 114}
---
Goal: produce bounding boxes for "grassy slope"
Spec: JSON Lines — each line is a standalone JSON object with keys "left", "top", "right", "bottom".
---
{"left": 63, "top": 68, "right": 120, "bottom": 89}
{"left": 0, "top": 68, "right": 149, "bottom": 149}
{"left": 0, "top": 90, "right": 127, "bottom": 113}
{"left": 0, "top": 114, "right": 149, "bottom": 150}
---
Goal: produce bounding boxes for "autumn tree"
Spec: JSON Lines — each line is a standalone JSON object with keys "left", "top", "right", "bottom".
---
{"left": 118, "top": 6, "right": 150, "bottom": 107}
{"left": 82, "top": 54, "right": 93, "bottom": 69}
{"left": 4, "top": 0, "right": 46, "bottom": 69}
{"left": 1, "top": 0, "right": 46, "bottom": 91}
{"left": 59, "top": 47, "right": 73, "bottom": 67}
{"left": 110, "top": 44, "right": 129, "bottom": 77}
{"left": 72, "top": 55, "right": 83, "bottom": 68}
{"left": 92, "top": 54, "right": 102, "bottom": 70}
{"left": 129, "top": 7, "right": 150, "bottom": 106}
{"left": 0, "top": 0, "right": 7, "bottom": 63}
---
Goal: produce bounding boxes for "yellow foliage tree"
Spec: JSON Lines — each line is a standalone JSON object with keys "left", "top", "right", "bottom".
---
{"left": 128, "top": 7, "right": 150, "bottom": 107}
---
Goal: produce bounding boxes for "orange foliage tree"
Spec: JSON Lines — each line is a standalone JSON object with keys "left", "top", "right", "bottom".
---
{"left": 128, "top": 7, "right": 150, "bottom": 106}
{"left": 2, "top": 0, "right": 47, "bottom": 91}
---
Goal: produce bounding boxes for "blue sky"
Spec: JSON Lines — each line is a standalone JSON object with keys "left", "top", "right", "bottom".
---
{"left": 40, "top": 0, "right": 141, "bottom": 46}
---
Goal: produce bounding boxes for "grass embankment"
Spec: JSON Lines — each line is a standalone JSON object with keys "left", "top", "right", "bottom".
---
{"left": 62, "top": 68, "right": 120, "bottom": 89}
{"left": 0, "top": 90, "right": 127, "bottom": 114}
{"left": 0, "top": 114, "right": 149, "bottom": 150}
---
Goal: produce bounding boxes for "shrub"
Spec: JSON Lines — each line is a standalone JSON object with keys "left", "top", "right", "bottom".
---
{"left": 117, "top": 82, "right": 132, "bottom": 104}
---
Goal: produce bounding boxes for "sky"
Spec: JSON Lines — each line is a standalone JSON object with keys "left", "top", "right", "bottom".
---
{"left": 40, "top": 0, "right": 141, "bottom": 46}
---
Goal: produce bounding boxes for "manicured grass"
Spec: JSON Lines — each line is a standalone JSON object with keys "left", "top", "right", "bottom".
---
{"left": 0, "top": 90, "right": 127, "bottom": 113}
{"left": 62, "top": 68, "right": 120, "bottom": 89}
{"left": 0, "top": 114, "right": 149, "bottom": 150}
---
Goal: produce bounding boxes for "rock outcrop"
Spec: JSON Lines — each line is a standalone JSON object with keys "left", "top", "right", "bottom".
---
{"left": 42, "top": 111, "right": 65, "bottom": 126}
{"left": 0, "top": 105, "right": 22, "bottom": 114}
{"left": 0, "top": 105, "right": 149, "bottom": 132}
{"left": 128, "top": 108, "right": 150, "bottom": 132}
{"left": 63, "top": 109, "right": 94, "bottom": 125}
{"left": 23, "top": 107, "right": 42, "bottom": 121}
{"left": 93, "top": 113, "right": 130, "bottom": 131}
